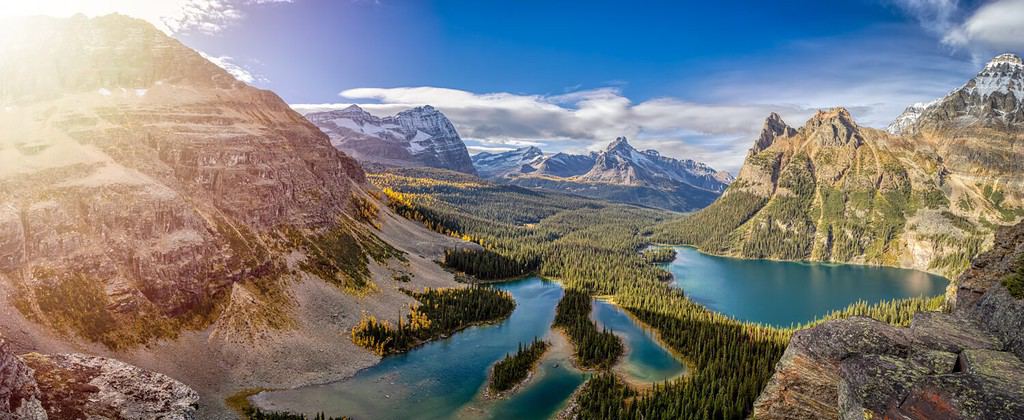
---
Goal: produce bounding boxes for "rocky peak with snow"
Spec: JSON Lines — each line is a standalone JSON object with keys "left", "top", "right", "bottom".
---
{"left": 306, "top": 105, "right": 477, "bottom": 174}
{"left": 886, "top": 101, "right": 937, "bottom": 135}
{"left": 888, "top": 53, "right": 1024, "bottom": 135}
{"left": 606, "top": 136, "right": 632, "bottom": 153}
{"left": 472, "top": 146, "right": 546, "bottom": 178}
{"left": 579, "top": 137, "right": 732, "bottom": 192}
{"left": 532, "top": 152, "right": 598, "bottom": 178}
{"left": 986, "top": 53, "right": 1023, "bottom": 69}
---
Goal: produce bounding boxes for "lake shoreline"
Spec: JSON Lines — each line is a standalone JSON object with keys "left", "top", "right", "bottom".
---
{"left": 482, "top": 340, "right": 551, "bottom": 401}
{"left": 657, "top": 245, "right": 949, "bottom": 327}
{"left": 591, "top": 297, "right": 690, "bottom": 389}
{"left": 649, "top": 242, "right": 950, "bottom": 279}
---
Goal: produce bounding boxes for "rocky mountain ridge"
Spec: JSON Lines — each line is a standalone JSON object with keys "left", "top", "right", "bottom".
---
{"left": 0, "top": 14, "right": 472, "bottom": 417}
{"left": 472, "top": 137, "right": 732, "bottom": 211}
{"left": 657, "top": 53, "right": 1024, "bottom": 278}
{"left": 754, "top": 220, "right": 1024, "bottom": 419}
{"left": 472, "top": 146, "right": 547, "bottom": 178}
{"left": 306, "top": 104, "right": 477, "bottom": 174}
{"left": 889, "top": 53, "right": 1024, "bottom": 135}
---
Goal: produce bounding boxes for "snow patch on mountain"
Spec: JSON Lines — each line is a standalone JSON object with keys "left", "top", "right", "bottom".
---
{"left": 306, "top": 105, "right": 477, "bottom": 174}
{"left": 888, "top": 53, "right": 1024, "bottom": 134}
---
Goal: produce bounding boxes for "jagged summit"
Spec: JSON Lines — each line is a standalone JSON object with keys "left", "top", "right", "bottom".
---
{"left": 886, "top": 101, "right": 937, "bottom": 134}
{"left": 804, "top": 107, "right": 862, "bottom": 147}
{"left": 397, "top": 104, "right": 441, "bottom": 118}
{"left": 471, "top": 136, "right": 731, "bottom": 211}
{"left": 606, "top": 136, "right": 632, "bottom": 152}
{"left": 888, "top": 52, "right": 1024, "bottom": 134}
{"left": 985, "top": 53, "right": 1023, "bottom": 69}
{"left": 579, "top": 137, "right": 732, "bottom": 192}
{"left": 471, "top": 146, "right": 546, "bottom": 178}
{"left": 807, "top": 107, "right": 856, "bottom": 124}
{"left": 306, "top": 105, "right": 477, "bottom": 174}
{"left": 751, "top": 112, "right": 796, "bottom": 155}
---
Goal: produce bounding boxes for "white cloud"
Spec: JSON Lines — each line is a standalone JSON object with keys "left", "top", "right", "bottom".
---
{"left": 0, "top": 0, "right": 293, "bottom": 34}
{"left": 292, "top": 87, "right": 814, "bottom": 173}
{"left": 889, "top": 0, "right": 962, "bottom": 35}
{"left": 198, "top": 51, "right": 266, "bottom": 84}
{"left": 944, "top": 0, "right": 1024, "bottom": 51}
{"left": 0, "top": 1, "right": 283, "bottom": 84}
{"left": 890, "top": 0, "right": 1024, "bottom": 54}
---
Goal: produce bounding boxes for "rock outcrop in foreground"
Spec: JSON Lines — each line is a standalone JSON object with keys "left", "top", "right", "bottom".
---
{"left": 0, "top": 338, "right": 198, "bottom": 419}
{"left": 753, "top": 221, "right": 1024, "bottom": 419}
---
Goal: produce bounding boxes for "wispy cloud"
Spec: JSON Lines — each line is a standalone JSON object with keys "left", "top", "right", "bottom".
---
{"left": 696, "top": 28, "right": 976, "bottom": 129}
{"left": 944, "top": 0, "right": 1024, "bottom": 52}
{"left": 889, "top": 0, "right": 1024, "bottom": 56}
{"left": 292, "top": 87, "right": 815, "bottom": 173}
{"left": 0, "top": 1, "right": 290, "bottom": 84}
{"left": 198, "top": 51, "right": 266, "bottom": 84}
{"left": 0, "top": 0, "right": 294, "bottom": 35}
{"left": 889, "top": 0, "right": 962, "bottom": 35}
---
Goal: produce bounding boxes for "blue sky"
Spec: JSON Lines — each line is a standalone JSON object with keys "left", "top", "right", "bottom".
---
{"left": 11, "top": 0, "right": 1023, "bottom": 172}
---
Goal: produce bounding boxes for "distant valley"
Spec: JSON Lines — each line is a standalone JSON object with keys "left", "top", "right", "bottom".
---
{"left": 2, "top": 10, "right": 1024, "bottom": 420}
{"left": 473, "top": 137, "right": 733, "bottom": 212}
{"left": 305, "top": 105, "right": 733, "bottom": 212}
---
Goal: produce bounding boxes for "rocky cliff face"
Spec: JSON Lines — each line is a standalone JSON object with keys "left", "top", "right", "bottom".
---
{"left": 0, "top": 337, "right": 198, "bottom": 420}
{"left": 471, "top": 146, "right": 546, "bottom": 178}
{"left": 578, "top": 137, "right": 733, "bottom": 192}
{"left": 0, "top": 15, "right": 476, "bottom": 417}
{"left": 532, "top": 152, "right": 598, "bottom": 177}
{"left": 472, "top": 137, "right": 731, "bottom": 212}
{"left": 0, "top": 14, "right": 378, "bottom": 349}
{"left": 891, "top": 53, "right": 1024, "bottom": 135}
{"left": 668, "top": 94, "right": 1022, "bottom": 277}
{"left": 306, "top": 105, "right": 477, "bottom": 174}
{"left": 0, "top": 340, "right": 46, "bottom": 420}
{"left": 753, "top": 221, "right": 1024, "bottom": 420}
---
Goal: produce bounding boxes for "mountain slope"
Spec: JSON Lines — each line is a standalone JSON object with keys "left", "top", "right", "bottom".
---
{"left": 472, "top": 137, "right": 731, "bottom": 212}
{"left": 306, "top": 105, "right": 477, "bottom": 174}
{"left": 472, "top": 146, "right": 545, "bottom": 178}
{"left": 890, "top": 53, "right": 1024, "bottom": 135}
{"left": 654, "top": 109, "right": 1011, "bottom": 278}
{"left": 0, "top": 14, "right": 473, "bottom": 417}
{"left": 578, "top": 137, "right": 733, "bottom": 192}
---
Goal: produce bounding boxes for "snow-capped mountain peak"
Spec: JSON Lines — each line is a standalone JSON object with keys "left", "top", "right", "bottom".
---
{"left": 887, "top": 52, "right": 1024, "bottom": 135}
{"left": 984, "top": 53, "right": 1023, "bottom": 70}
{"left": 605, "top": 136, "right": 634, "bottom": 153}
{"left": 579, "top": 137, "right": 732, "bottom": 192}
{"left": 886, "top": 100, "right": 938, "bottom": 135}
{"left": 471, "top": 146, "right": 546, "bottom": 178}
{"left": 305, "top": 105, "right": 477, "bottom": 174}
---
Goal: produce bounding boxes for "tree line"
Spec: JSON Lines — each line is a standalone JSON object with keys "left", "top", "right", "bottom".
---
{"left": 369, "top": 167, "right": 947, "bottom": 419}
{"left": 351, "top": 286, "right": 515, "bottom": 355}
{"left": 489, "top": 338, "right": 549, "bottom": 392}
{"left": 554, "top": 290, "right": 624, "bottom": 370}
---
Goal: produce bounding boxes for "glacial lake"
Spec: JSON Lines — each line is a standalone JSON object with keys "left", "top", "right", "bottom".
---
{"left": 252, "top": 277, "right": 684, "bottom": 419}
{"left": 665, "top": 246, "right": 949, "bottom": 327}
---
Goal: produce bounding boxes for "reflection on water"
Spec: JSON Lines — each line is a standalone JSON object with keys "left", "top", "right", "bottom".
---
{"left": 592, "top": 300, "right": 685, "bottom": 384}
{"left": 666, "top": 247, "right": 949, "bottom": 327}
{"left": 253, "top": 277, "right": 684, "bottom": 420}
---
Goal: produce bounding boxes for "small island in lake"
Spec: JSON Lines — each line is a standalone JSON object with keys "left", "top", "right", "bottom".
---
{"left": 488, "top": 338, "right": 550, "bottom": 397}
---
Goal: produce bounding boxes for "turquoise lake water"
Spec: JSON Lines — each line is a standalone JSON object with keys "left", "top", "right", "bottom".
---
{"left": 252, "top": 277, "right": 683, "bottom": 419}
{"left": 665, "top": 246, "right": 949, "bottom": 327}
